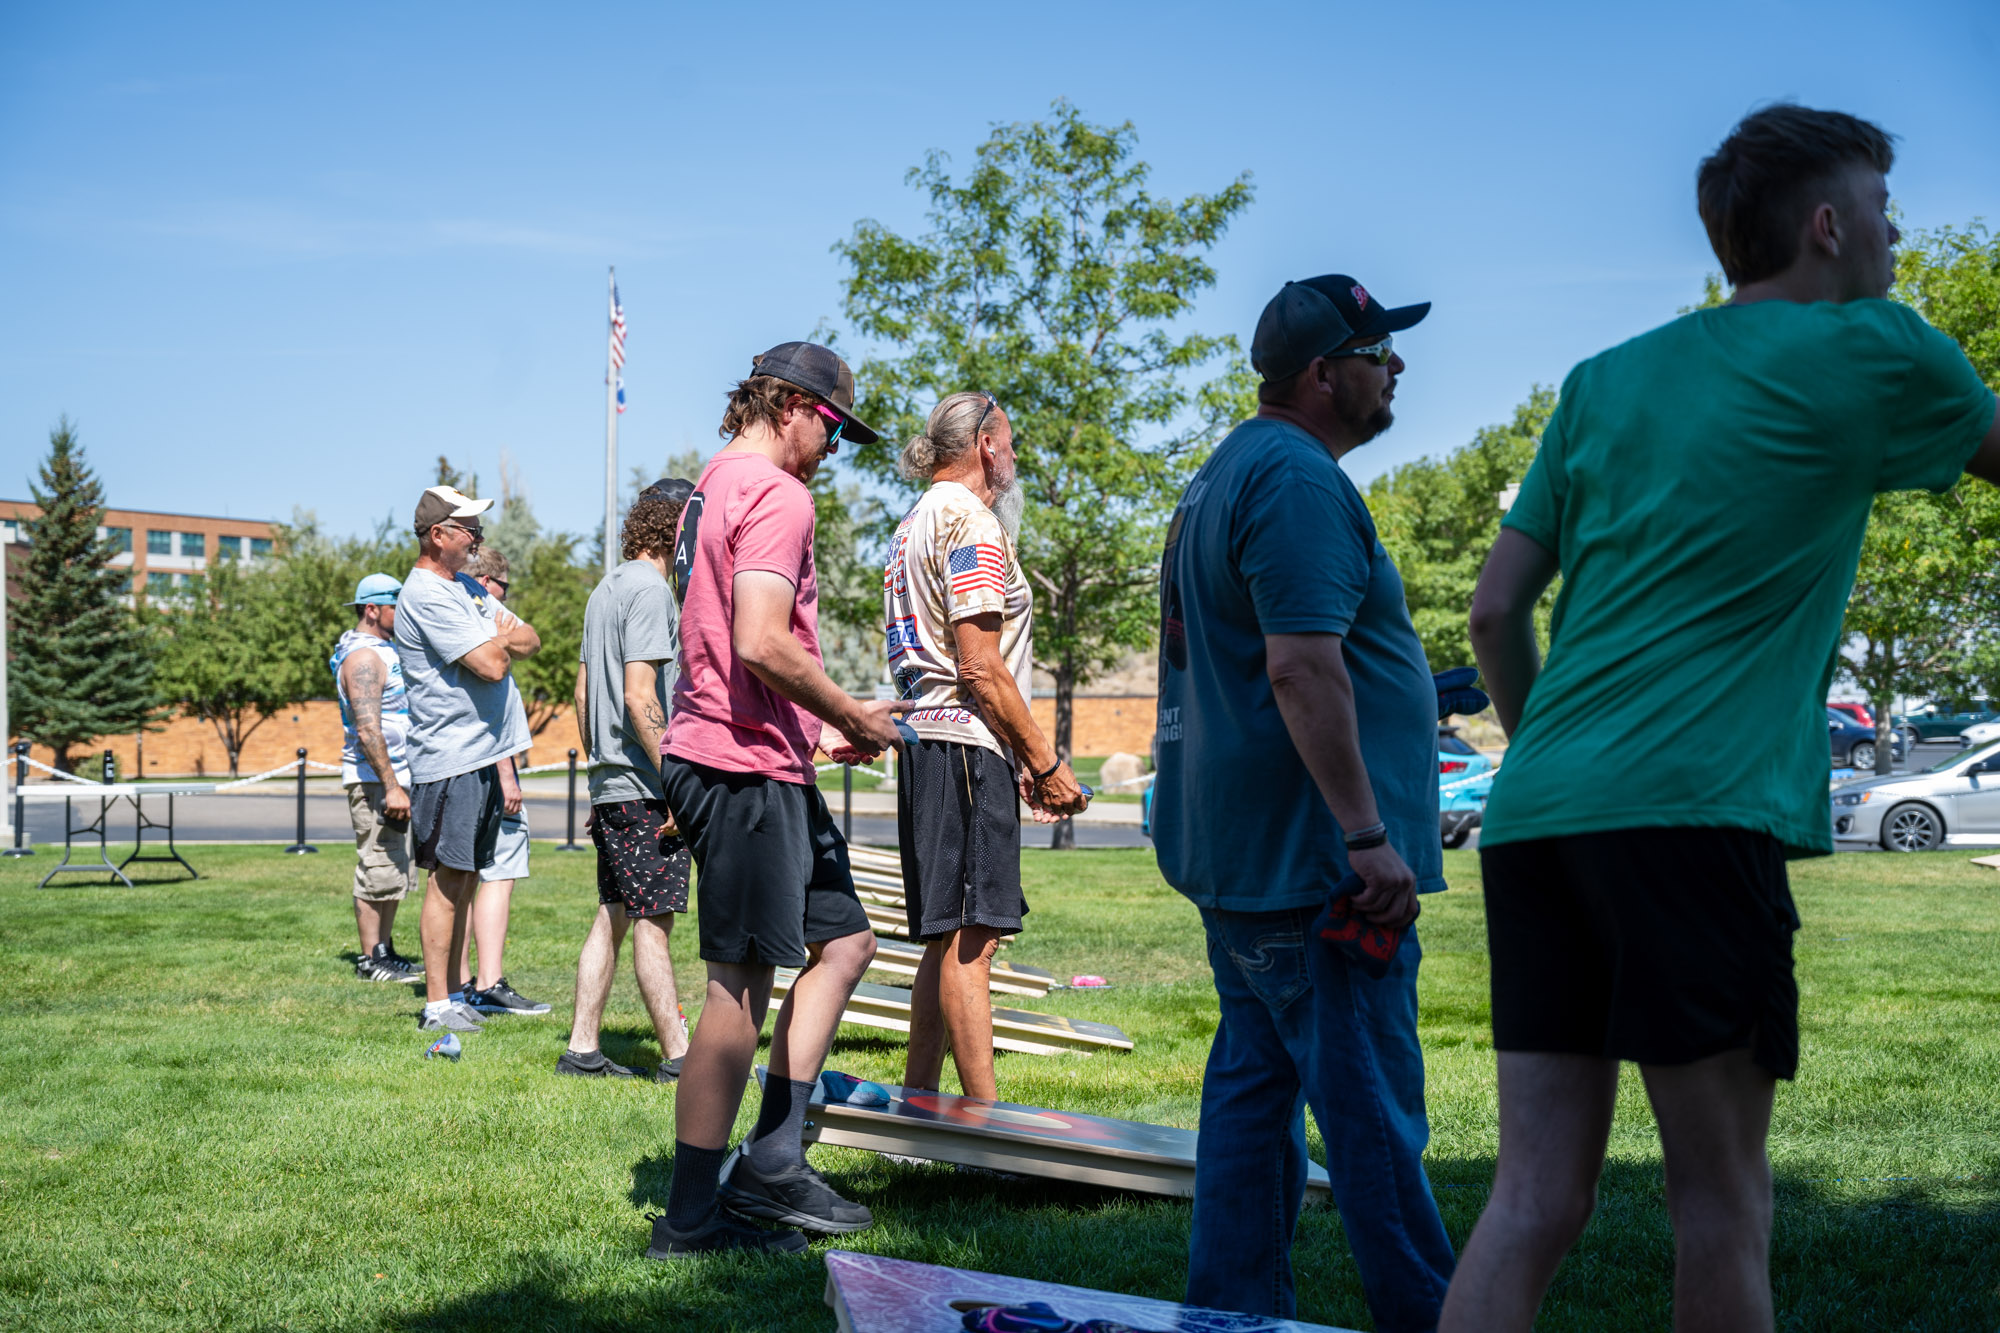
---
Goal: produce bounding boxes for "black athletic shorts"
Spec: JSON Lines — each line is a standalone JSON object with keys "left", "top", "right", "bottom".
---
{"left": 659, "top": 756, "right": 870, "bottom": 967}
{"left": 897, "top": 739, "right": 1026, "bottom": 941}
{"left": 1480, "top": 826, "right": 1801, "bottom": 1080}
{"left": 410, "top": 766, "right": 503, "bottom": 874}
{"left": 590, "top": 799, "right": 690, "bottom": 918}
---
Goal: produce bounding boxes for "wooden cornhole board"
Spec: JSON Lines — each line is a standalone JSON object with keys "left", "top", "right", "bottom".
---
{"left": 863, "top": 900, "right": 1008, "bottom": 948}
{"left": 847, "top": 845, "right": 904, "bottom": 875}
{"left": 775, "top": 1075, "right": 1329, "bottom": 1202}
{"left": 771, "top": 974, "right": 1129, "bottom": 1056}
{"left": 824, "top": 1250, "right": 1355, "bottom": 1332}
{"left": 867, "top": 939, "right": 1055, "bottom": 997}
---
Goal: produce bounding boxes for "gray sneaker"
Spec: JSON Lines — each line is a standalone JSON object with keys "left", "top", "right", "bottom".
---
{"left": 418, "top": 1002, "right": 485, "bottom": 1033}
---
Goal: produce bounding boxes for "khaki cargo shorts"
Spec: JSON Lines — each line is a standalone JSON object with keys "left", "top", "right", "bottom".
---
{"left": 346, "top": 782, "right": 414, "bottom": 901}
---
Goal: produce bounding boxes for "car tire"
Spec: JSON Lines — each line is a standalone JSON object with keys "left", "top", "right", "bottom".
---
{"left": 1881, "top": 802, "right": 1944, "bottom": 852}
{"left": 1851, "top": 741, "right": 1876, "bottom": 771}
{"left": 1901, "top": 726, "right": 1922, "bottom": 751}
{"left": 1441, "top": 826, "right": 1470, "bottom": 849}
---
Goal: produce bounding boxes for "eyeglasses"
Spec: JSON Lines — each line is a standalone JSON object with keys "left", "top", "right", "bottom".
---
{"left": 1324, "top": 335, "right": 1395, "bottom": 367}
{"left": 484, "top": 578, "right": 510, "bottom": 596}
{"left": 813, "top": 404, "right": 845, "bottom": 453}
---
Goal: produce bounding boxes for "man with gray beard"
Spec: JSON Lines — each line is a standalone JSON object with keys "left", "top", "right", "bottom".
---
{"left": 881, "top": 391, "right": 1089, "bottom": 1102}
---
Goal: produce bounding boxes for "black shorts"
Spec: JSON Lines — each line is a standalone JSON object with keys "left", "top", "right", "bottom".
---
{"left": 897, "top": 739, "right": 1026, "bottom": 941}
{"left": 1480, "top": 826, "right": 1801, "bottom": 1080}
{"left": 659, "top": 756, "right": 870, "bottom": 967}
{"left": 591, "top": 799, "right": 690, "bottom": 918}
{"left": 410, "top": 766, "right": 503, "bottom": 874}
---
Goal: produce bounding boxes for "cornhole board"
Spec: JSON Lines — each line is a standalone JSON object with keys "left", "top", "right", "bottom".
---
{"left": 847, "top": 845, "right": 904, "bottom": 875}
{"left": 761, "top": 1073, "right": 1329, "bottom": 1201}
{"left": 771, "top": 974, "right": 1129, "bottom": 1056}
{"left": 823, "top": 1250, "right": 1356, "bottom": 1333}
{"left": 850, "top": 866, "right": 906, "bottom": 896}
{"left": 851, "top": 877, "right": 905, "bottom": 909}
{"left": 865, "top": 901, "right": 1008, "bottom": 948}
{"left": 867, "top": 939, "right": 1055, "bottom": 998}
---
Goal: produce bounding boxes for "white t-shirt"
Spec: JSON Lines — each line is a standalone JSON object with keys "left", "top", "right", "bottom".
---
{"left": 882, "top": 481, "right": 1035, "bottom": 762}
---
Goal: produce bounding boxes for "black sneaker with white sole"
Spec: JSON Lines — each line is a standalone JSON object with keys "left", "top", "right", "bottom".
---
{"left": 643, "top": 1209, "right": 807, "bottom": 1260}
{"left": 378, "top": 944, "right": 424, "bottom": 979}
{"left": 467, "top": 977, "right": 551, "bottom": 1015}
{"left": 555, "top": 1048, "right": 645, "bottom": 1078}
{"left": 719, "top": 1146, "right": 873, "bottom": 1235}
{"left": 355, "top": 954, "right": 401, "bottom": 982}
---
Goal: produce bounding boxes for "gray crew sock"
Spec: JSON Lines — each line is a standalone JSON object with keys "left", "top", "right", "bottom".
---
{"left": 665, "top": 1142, "right": 729, "bottom": 1230}
{"left": 743, "top": 1077, "right": 815, "bottom": 1174}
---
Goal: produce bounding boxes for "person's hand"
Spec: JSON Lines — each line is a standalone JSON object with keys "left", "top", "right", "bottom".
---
{"left": 383, "top": 784, "right": 411, "bottom": 823}
{"left": 1434, "top": 666, "right": 1490, "bottom": 722}
{"left": 1018, "top": 767, "right": 1063, "bottom": 824}
{"left": 1029, "top": 761, "right": 1091, "bottom": 819}
{"left": 583, "top": 806, "right": 597, "bottom": 835}
{"left": 497, "top": 763, "right": 523, "bottom": 817}
{"left": 840, "top": 699, "right": 918, "bottom": 757}
{"left": 821, "top": 720, "right": 875, "bottom": 766}
{"left": 1346, "top": 841, "right": 1418, "bottom": 928}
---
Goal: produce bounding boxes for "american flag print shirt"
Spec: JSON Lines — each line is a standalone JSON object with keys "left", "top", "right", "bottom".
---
{"left": 881, "top": 481, "right": 1035, "bottom": 762}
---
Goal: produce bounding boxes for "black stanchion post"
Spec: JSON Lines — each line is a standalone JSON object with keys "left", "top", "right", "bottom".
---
{"left": 283, "top": 747, "right": 317, "bottom": 855}
{"left": 842, "top": 763, "right": 853, "bottom": 842}
{"left": 559, "top": 748, "right": 585, "bottom": 851}
{"left": 102, "top": 749, "right": 115, "bottom": 785}
{"left": 5, "top": 742, "right": 33, "bottom": 857}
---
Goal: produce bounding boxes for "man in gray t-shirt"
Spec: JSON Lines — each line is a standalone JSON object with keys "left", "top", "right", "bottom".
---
{"left": 393, "top": 484, "right": 542, "bottom": 1035}
{"left": 555, "top": 479, "right": 695, "bottom": 1081}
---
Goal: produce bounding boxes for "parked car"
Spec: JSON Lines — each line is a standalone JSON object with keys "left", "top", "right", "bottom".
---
{"left": 1828, "top": 708, "right": 1904, "bottom": 771}
{"left": 1439, "top": 727, "right": 1496, "bottom": 848}
{"left": 1961, "top": 719, "right": 2000, "bottom": 750}
{"left": 1892, "top": 701, "right": 2000, "bottom": 749}
{"left": 1827, "top": 701, "right": 1874, "bottom": 728}
{"left": 1832, "top": 739, "right": 2000, "bottom": 850}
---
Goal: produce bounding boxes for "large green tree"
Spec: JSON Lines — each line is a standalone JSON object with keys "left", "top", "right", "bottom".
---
{"left": 833, "top": 101, "right": 1255, "bottom": 844}
{"left": 9, "top": 419, "right": 162, "bottom": 772}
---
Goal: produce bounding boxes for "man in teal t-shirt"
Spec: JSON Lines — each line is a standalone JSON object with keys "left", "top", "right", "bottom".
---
{"left": 1440, "top": 108, "right": 2000, "bottom": 1333}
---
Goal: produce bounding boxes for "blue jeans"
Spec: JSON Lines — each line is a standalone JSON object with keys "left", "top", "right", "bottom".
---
{"left": 1187, "top": 905, "right": 1454, "bottom": 1332}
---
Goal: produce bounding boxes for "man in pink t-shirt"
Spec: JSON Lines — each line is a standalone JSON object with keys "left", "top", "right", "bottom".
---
{"left": 647, "top": 341, "right": 912, "bottom": 1261}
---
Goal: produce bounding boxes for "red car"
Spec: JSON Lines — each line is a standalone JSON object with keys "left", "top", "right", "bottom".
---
{"left": 1828, "top": 701, "right": 1874, "bottom": 729}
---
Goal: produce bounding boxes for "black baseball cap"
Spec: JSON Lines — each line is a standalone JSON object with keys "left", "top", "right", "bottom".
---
{"left": 639, "top": 477, "right": 694, "bottom": 506}
{"left": 1251, "top": 275, "right": 1430, "bottom": 382}
{"left": 750, "top": 341, "right": 881, "bottom": 445}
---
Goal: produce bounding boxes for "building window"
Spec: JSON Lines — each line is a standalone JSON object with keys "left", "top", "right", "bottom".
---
{"left": 146, "top": 571, "right": 174, "bottom": 596}
{"left": 1, "top": 519, "right": 23, "bottom": 546}
{"left": 147, "top": 529, "right": 171, "bottom": 555}
{"left": 178, "top": 532, "right": 207, "bottom": 559}
{"left": 178, "top": 572, "right": 205, "bottom": 596}
{"left": 117, "top": 574, "right": 133, "bottom": 595}
{"left": 250, "top": 537, "right": 272, "bottom": 558}
{"left": 99, "top": 526, "right": 132, "bottom": 553}
{"left": 216, "top": 535, "right": 243, "bottom": 560}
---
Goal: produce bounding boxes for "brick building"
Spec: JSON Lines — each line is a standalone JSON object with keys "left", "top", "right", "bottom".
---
{"left": 1, "top": 499, "right": 277, "bottom": 604}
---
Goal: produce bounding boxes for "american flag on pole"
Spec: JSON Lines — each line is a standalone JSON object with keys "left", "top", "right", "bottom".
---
{"left": 947, "top": 544, "right": 1008, "bottom": 599}
{"left": 609, "top": 281, "right": 627, "bottom": 371}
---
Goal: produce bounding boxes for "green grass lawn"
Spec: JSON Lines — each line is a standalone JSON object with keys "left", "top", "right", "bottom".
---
{"left": 2, "top": 845, "right": 1995, "bottom": 1331}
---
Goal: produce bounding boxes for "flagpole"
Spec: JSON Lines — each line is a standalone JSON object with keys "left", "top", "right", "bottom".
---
{"left": 604, "top": 266, "right": 619, "bottom": 577}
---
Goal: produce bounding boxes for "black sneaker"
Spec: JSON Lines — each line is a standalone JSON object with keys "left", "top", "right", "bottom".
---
{"left": 719, "top": 1146, "right": 873, "bottom": 1235}
{"left": 468, "top": 977, "right": 551, "bottom": 1015}
{"left": 373, "top": 943, "right": 424, "bottom": 979}
{"left": 655, "top": 1057, "right": 684, "bottom": 1084}
{"left": 355, "top": 954, "right": 401, "bottom": 982}
{"left": 643, "top": 1209, "right": 807, "bottom": 1260}
{"left": 555, "top": 1048, "right": 644, "bottom": 1078}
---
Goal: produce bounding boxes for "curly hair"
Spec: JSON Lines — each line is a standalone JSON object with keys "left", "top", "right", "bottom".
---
{"left": 622, "top": 493, "right": 684, "bottom": 560}
{"left": 719, "top": 373, "right": 824, "bottom": 440}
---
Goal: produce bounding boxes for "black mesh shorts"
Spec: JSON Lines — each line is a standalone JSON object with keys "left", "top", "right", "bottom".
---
{"left": 659, "top": 756, "right": 870, "bottom": 967}
{"left": 896, "top": 739, "right": 1026, "bottom": 942}
{"left": 1480, "top": 825, "right": 1801, "bottom": 1080}
{"left": 590, "top": 799, "right": 689, "bottom": 918}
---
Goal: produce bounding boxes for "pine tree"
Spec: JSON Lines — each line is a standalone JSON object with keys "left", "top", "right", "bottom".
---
{"left": 9, "top": 419, "right": 162, "bottom": 771}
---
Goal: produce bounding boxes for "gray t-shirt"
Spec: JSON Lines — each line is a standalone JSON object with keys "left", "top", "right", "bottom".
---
{"left": 393, "top": 567, "right": 531, "bottom": 784}
{"left": 581, "top": 559, "right": 680, "bottom": 803}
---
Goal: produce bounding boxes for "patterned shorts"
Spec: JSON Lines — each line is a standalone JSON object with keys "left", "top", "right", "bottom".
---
{"left": 591, "top": 799, "right": 690, "bottom": 918}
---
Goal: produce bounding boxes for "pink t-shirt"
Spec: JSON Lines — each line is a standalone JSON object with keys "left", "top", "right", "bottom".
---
{"left": 664, "top": 450, "right": 822, "bottom": 783}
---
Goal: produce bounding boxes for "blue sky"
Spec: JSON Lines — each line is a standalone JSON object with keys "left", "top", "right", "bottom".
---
{"left": 4, "top": 1, "right": 1997, "bottom": 539}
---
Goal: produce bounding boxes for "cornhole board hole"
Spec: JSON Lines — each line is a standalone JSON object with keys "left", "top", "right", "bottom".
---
{"left": 771, "top": 974, "right": 1130, "bottom": 1056}
{"left": 823, "top": 1250, "right": 1356, "bottom": 1333}
{"left": 867, "top": 939, "right": 1056, "bottom": 998}
{"left": 761, "top": 1074, "right": 1329, "bottom": 1201}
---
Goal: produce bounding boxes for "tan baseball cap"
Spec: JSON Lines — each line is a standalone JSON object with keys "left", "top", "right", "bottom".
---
{"left": 413, "top": 484, "right": 494, "bottom": 537}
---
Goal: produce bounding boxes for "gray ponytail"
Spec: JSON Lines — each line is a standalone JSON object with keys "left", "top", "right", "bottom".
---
{"left": 899, "top": 391, "right": 995, "bottom": 481}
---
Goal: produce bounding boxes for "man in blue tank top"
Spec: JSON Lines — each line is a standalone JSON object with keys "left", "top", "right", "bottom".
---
{"left": 332, "top": 573, "right": 420, "bottom": 982}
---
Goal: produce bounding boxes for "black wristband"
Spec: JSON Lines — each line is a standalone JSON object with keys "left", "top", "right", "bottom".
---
{"left": 1030, "top": 758, "right": 1062, "bottom": 782}
{"left": 1344, "top": 821, "right": 1389, "bottom": 851}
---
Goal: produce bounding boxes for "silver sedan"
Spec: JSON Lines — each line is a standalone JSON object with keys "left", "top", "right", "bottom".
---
{"left": 1831, "top": 739, "right": 2000, "bottom": 851}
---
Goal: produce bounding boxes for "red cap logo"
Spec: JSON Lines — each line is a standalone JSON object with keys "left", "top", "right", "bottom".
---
{"left": 1351, "top": 285, "right": 1370, "bottom": 311}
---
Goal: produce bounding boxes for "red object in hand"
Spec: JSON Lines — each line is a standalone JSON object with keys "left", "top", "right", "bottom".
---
{"left": 1311, "top": 872, "right": 1404, "bottom": 979}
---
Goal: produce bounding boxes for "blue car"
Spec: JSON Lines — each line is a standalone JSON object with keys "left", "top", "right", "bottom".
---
{"left": 1439, "top": 727, "right": 1495, "bottom": 848}
{"left": 1827, "top": 707, "right": 1904, "bottom": 771}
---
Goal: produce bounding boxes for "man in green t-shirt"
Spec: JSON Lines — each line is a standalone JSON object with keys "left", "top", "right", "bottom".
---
{"left": 1442, "top": 106, "right": 2000, "bottom": 1333}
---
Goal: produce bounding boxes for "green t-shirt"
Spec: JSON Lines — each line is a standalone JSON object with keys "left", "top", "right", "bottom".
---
{"left": 1483, "top": 299, "right": 1996, "bottom": 857}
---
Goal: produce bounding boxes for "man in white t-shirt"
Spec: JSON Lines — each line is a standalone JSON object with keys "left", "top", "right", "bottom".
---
{"left": 883, "top": 390, "right": 1089, "bottom": 1101}
{"left": 331, "top": 573, "right": 420, "bottom": 983}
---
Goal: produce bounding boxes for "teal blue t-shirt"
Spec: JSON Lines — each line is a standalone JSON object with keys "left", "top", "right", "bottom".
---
{"left": 1484, "top": 299, "right": 1996, "bottom": 857}
{"left": 1153, "top": 418, "right": 1444, "bottom": 911}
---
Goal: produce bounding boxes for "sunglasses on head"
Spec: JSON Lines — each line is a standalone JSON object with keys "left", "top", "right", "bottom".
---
{"left": 1324, "top": 335, "right": 1395, "bottom": 367}
{"left": 813, "top": 403, "right": 846, "bottom": 453}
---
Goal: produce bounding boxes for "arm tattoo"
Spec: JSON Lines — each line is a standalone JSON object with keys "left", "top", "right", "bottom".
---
{"left": 346, "top": 656, "right": 395, "bottom": 779}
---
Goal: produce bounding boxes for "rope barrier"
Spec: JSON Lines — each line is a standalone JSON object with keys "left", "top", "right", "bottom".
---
{"left": 17, "top": 755, "right": 99, "bottom": 785}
